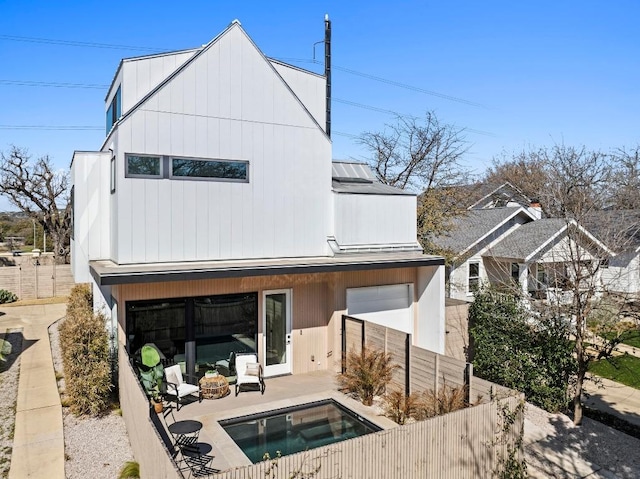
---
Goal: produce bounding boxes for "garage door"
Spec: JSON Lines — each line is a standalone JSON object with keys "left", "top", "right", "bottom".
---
{"left": 346, "top": 284, "right": 413, "bottom": 334}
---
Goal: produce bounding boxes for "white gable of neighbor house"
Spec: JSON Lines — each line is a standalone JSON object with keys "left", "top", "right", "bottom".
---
{"left": 108, "top": 23, "right": 332, "bottom": 264}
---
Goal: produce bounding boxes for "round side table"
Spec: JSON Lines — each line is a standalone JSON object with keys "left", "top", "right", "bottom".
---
{"left": 199, "top": 374, "right": 230, "bottom": 399}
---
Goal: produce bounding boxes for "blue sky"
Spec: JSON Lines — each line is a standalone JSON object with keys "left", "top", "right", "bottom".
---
{"left": 1, "top": 1, "right": 639, "bottom": 211}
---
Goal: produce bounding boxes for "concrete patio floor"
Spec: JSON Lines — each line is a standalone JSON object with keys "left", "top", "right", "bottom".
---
{"left": 165, "top": 370, "right": 397, "bottom": 471}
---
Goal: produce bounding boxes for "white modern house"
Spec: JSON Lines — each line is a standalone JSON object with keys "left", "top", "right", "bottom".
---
{"left": 70, "top": 19, "right": 445, "bottom": 384}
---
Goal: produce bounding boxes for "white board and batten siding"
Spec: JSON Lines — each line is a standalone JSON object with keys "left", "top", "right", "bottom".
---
{"left": 70, "top": 151, "right": 112, "bottom": 283}
{"left": 111, "top": 24, "right": 331, "bottom": 265}
{"left": 333, "top": 193, "right": 417, "bottom": 248}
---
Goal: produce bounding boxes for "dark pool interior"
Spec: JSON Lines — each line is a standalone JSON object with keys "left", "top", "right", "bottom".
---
{"left": 219, "top": 399, "right": 381, "bottom": 463}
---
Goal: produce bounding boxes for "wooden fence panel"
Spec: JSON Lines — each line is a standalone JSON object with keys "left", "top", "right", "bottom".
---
{"left": 386, "top": 328, "right": 408, "bottom": 393}
{"left": 365, "top": 322, "right": 386, "bottom": 352}
{"left": 343, "top": 316, "right": 363, "bottom": 357}
{"left": 215, "top": 397, "right": 523, "bottom": 479}
{"left": 0, "top": 261, "right": 73, "bottom": 299}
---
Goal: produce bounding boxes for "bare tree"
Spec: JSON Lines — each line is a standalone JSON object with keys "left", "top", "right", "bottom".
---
{"left": 358, "top": 112, "right": 471, "bottom": 250}
{"left": 610, "top": 145, "right": 640, "bottom": 210}
{"left": 0, "top": 146, "right": 71, "bottom": 263}
{"left": 489, "top": 144, "right": 640, "bottom": 425}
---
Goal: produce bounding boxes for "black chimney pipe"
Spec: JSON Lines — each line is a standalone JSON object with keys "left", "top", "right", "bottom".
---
{"left": 324, "top": 14, "right": 331, "bottom": 138}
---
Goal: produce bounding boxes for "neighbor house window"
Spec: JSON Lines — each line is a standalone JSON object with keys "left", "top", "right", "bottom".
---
{"left": 537, "top": 265, "right": 547, "bottom": 287}
{"left": 125, "top": 154, "right": 162, "bottom": 178}
{"left": 171, "top": 157, "right": 248, "bottom": 181}
{"left": 106, "top": 86, "right": 121, "bottom": 135}
{"left": 511, "top": 263, "right": 520, "bottom": 284}
{"left": 468, "top": 262, "right": 480, "bottom": 293}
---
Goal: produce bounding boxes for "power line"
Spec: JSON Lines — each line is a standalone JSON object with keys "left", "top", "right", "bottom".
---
{"left": 0, "top": 34, "right": 162, "bottom": 52}
{"left": 0, "top": 125, "right": 103, "bottom": 131}
{"left": 0, "top": 33, "right": 485, "bottom": 108}
{"left": 272, "top": 57, "right": 486, "bottom": 108}
{"left": 0, "top": 80, "right": 108, "bottom": 89}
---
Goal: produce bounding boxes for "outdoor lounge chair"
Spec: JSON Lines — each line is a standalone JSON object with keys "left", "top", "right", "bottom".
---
{"left": 234, "top": 353, "right": 265, "bottom": 396}
{"left": 164, "top": 364, "right": 202, "bottom": 410}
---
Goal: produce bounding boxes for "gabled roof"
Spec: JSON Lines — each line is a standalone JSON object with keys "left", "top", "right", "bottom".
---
{"left": 484, "top": 218, "right": 613, "bottom": 262}
{"left": 102, "top": 20, "right": 329, "bottom": 150}
{"left": 431, "top": 207, "right": 535, "bottom": 256}
{"left": 331, "top": 161, "right": 414, "bottom": 196}
{"left": 583, "top": 210, "right": 640, "bottom": 254}
{"left": 446, "top": 181, "right": 532, "bottom": 210}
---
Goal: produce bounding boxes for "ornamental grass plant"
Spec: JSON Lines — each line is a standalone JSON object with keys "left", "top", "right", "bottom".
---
{"left": 59, "top": 284, "right": 112, "bottom": 416}
{"left": 337, "top": 346, "right": 399, "bottom": 406}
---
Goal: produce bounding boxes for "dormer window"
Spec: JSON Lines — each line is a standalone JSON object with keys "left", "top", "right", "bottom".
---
{"left": 106, "top": 86, "right": 122, "bottom": 134}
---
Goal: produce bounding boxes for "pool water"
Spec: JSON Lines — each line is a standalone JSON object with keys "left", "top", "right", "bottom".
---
{"left": 219, "top": 399, "right": 381, "bottom": 463}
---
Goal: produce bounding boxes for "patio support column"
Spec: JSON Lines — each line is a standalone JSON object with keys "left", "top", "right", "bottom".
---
{"left": 518, "top": 263, "right": 529, "bottom": 297}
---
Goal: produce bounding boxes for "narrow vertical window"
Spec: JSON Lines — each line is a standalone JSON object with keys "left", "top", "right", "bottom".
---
{"left": 110, "top": 156, "right": 116, "bottom": 193}
{"left": 468, "top": 262, "right": 480, "bottom": 293}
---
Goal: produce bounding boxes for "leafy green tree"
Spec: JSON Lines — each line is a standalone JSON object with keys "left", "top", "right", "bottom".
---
{"left": 470, "top": 287, "right": 576, "bottom": 412}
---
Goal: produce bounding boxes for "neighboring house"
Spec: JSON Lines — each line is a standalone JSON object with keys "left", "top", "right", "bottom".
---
{"left": 452, "top": 181, "right": 539, "bottom": 214}
{"left": 70, "top": 20, "right": 445, "bottom": 384}
{"left": 434, "top": 204, "right": 611, "bottom": 301}
{"left": 584, "top": 210, "right": 640, "bottom": 296}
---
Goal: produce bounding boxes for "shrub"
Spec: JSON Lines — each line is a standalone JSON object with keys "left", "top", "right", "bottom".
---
{"left": 414, "top": 383, "right": 467, "bottom": 420}
{"left": 0, "top": 289, "right": 17, "bottom": 304}
{"left": 470, "top": 286, "right": 575, "bottom": 413}
{"left": 118, "top": 461, "right": 140, "bottom": 479}
{"left": 59, "top": 284, "right": 112, "bottom": 416}
{"left": 337, "top": 346, "right": 399, "bottom": 406}
{"left": 383, "top": 389, "right": 421, "bottom": 425}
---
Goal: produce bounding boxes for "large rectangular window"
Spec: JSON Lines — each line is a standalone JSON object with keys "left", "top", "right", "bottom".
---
{"left": 171, "top": 157, "right": 248, "bottom": 181}
{"left": 126, "top": 293, "right": 257, "bottom": 381}
{"left": 125, "top": 154, "right": 162, "bottom": 178}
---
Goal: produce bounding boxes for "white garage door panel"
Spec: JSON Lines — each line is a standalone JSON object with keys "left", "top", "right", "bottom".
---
{"left": 347, "top": 285, "right": 413, "bottom": 334}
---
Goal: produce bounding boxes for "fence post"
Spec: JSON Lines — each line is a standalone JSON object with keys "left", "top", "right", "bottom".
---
{"left": 405, "top": 334, "right": 411, "bottom": 396}
{"left": 465, "top": 362, "right": 473, "bottom": 404}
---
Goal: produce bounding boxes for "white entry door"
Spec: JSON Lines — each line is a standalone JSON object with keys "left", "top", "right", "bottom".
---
{"left": 263, "top": 289, "right": 292, "bottom": 377}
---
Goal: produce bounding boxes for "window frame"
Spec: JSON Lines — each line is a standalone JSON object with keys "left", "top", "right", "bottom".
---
{"left": 169, "top": 156, "right": 250, "bottom": 183}
{"left": 468, "top": 262, "right": 480, "bottom": 294}
{"left": 110, "top": 156, "right": 116, "bottom": 193}
{"left": 125, "top": 153, "right": 163, "bottom": 179}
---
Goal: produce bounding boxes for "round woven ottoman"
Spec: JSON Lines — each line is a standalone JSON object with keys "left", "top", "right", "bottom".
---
{"left": 199, "top": 374, "right": 230, "bottom": 399}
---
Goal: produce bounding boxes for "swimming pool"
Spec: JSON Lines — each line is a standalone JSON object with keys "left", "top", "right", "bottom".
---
{"left": 219, "top": 399, "right": 381, "bottom": 463}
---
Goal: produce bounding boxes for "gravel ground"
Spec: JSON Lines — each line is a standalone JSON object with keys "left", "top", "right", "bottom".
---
{"left": 0, "top": 329, "right": 22, "bottom": 479}
{"left": 49, "top": 318, "right": 134, "bottom": 479}
{"left": 525, "top": 403, "right": 640, "bottom": 478}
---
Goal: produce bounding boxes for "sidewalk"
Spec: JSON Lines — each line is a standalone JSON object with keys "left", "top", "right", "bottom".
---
{"left": 1, "top": 302, "right": 67, "bottom": 479}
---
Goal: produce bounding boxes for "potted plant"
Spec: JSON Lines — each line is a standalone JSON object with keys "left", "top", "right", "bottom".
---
{"left": 138, "top": 345, "right": 165, "bottom": 413}
{"left": 150, "top": 393, "right": 164, "bottom": 413}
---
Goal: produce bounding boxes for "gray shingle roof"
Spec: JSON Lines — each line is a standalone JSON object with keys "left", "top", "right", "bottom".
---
{"left": 484, "top": 218, "right": 568, "bottom": 261}
{"left": 583, "top": 210, "right": 640, "bottom": 252}
{"left": 431, "top": 207, "right": 526, "bottom": 253}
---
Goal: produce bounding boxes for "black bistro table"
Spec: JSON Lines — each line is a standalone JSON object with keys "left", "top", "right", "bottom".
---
{"left": 168, "top": 420, "right": 203, "bottom": 449}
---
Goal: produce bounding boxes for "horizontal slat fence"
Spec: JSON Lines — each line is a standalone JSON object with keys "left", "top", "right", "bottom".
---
{"left": 342, "top": 315, "right": 519, "bottom": 405}
{"left": 216, "top": 396, "right": 523, "bottom": 479}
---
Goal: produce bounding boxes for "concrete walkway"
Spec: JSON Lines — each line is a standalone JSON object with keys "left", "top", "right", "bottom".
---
{"left": 1, "top": 302, "right": 67, "bottom": 479}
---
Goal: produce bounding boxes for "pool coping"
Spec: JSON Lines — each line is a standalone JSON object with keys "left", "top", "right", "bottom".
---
{"left": 193, "top": 389, "right": 399, "bottom": 470}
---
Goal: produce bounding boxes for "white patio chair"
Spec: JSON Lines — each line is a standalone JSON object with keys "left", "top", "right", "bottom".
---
{"left": 234, "top": 353, "right": 265, "bottom": 396}
{"left": 164, "top": 364, "right": 202, "bottom": 410}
